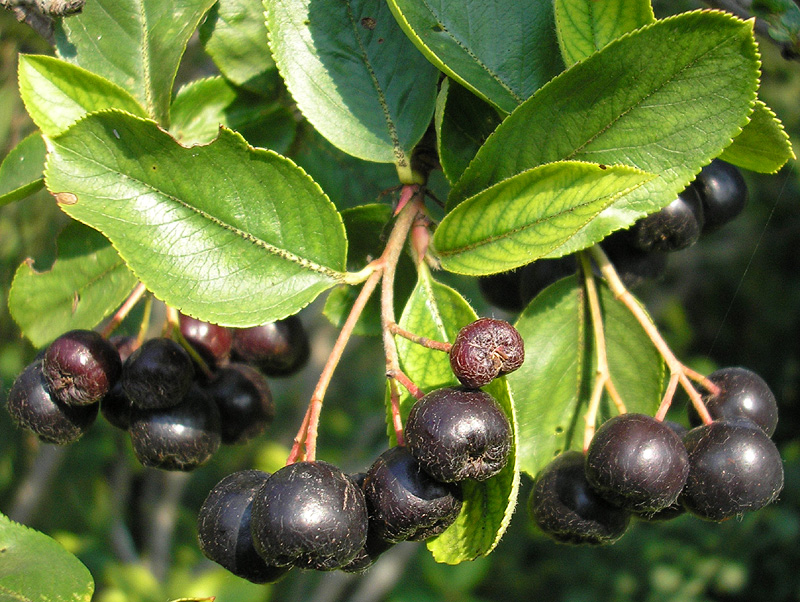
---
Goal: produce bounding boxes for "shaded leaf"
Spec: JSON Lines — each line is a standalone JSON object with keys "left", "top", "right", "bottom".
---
{"left": 719, "top": 99, "right": 795, "bottom": 173}
{"left": 0, "top": 511, "right": 94, "bottom": 602}
{"left": 18, "top": 54, "right": 147, "bottom": 137}
{"left": 449, "top": 11, "right": 762, "bottom": 256}
{"left": 265, "top": 0, "right": 439, "bottom": 171}
{"left": 169, "top": 76, "right": 295, "bottom": 152}
{"left": 199, "top": 0, "right": 277, "bottom": 92}
{"left": 433, "top": 162, "right": 654, "bottom": 275}
{"left": 44, "top": 110, "right": 347, "bottom": 327}
{"left": 55, "top": 0, "right": 216, "bottom": 125}
{"left": 508, "top": 275, "right": 664, "bottom": 478}
{"left": 387, "top": 0, "right": 564, "bottom": 114}
{"left": 9, "top": 221, "right": 138, "bottom": 347}
{"left": 435, "top": 79, "right": 501, "bottom": 186}
{"left": 0, "top": 132, "right": 45, "bottom": 207}
{"left": 394, "top": 264, "right": 519, "bottom": 563}
{"left": 554, "top": 0, "right": 653, "bottom": 66}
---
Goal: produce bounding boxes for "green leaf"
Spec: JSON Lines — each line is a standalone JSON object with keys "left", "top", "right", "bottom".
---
{"left": 44, "top": 110, "right": 347, "bottom": 327}
{"left": 554, "top": 0, "right": 653, "bottom": 66}
{"left": 169, "top": 77, "right": 296, "bottom": 152}
{"left": 433, "top": 162, "right": 654, "bottom": 275}
{"left": 55, "top": 0, "right": 216, "bottom": 125}
{"left": 265, "top": 0, "right": 439, "bottom": 170}
{"left": 386, "top": 0, "right": 564, "bottom": 114}
{"left": 0, "top": 511, "right": 94, "bottom": 602}
{"left": 435, "top": 79, "right": 501, "bottom": 186}
{"left": 8, "top": 221, "right": 138, "bottom": 347}
{"left": 0, "top": 132, "right": 45, "bottom": 206}
{"left": 394, "top": 264, "right": 519, "bottom": 563}
{"left": 719, "top": 99, "right": 795, "bottom": 173}
{"left": 449, "top": 10, "right": 761, "bottom": 256}
{"left": 323, "top": 204, "right": 414, "bottom": 336}
{"left": 198, "top": 0, "right": 277, "bottom": 92}
{"left": 18, "top": 55, "right": 147, "bottom": 137}
{"left": 508, "top": 275, "right": 663, "bottom": 478}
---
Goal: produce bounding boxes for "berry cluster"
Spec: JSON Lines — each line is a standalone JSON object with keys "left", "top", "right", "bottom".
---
{"left": 5, "top": 314, "right": 310, "bottom": 472}
{"left": 528, "top": 366, "right": 783, "bottom": 544}
{"left": 196, "top": 318, "right": 521, "bottom": 581}
{"left": 479, "top": 159, "right": 748, "bottom": 311}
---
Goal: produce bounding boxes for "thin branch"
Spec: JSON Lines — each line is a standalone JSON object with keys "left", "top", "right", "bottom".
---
{"left": 101, "top": 282, "right": 147, "bottom": 339}
{"left": 143, "top": 470, "right": 191, "bottom": 583}
{"left": 387, "top": 322, "right": 451, "bottom": 353}
{"left": 8, "top": 443, "right": 67, "bottom": 524}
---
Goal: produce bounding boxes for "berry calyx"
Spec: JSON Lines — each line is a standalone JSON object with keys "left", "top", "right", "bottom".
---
{"left": 681, "top": 419, "right": 784, "bottom": 521}
{"left": 42, "top": 329, "right": 121, "bottom": 406}
{"left": 362, "top": 446, "right": 462, "bottom": 544}
{"left": 197, "top": 470, "right": 290, "bottom": 584}
{"left": 250, "top": 461, "right": 368, "bottom": 571}
{"left": 405, "top": 387, "right": 511, "bottom": 482}
{"left": 585, "top": 413, "right": 690, "bottom": 512}
{"left": 528, "top": 450, "right": 630, "bottom": 545}
{"left": 449, "top": 318, "right": 524, "bottom": 389}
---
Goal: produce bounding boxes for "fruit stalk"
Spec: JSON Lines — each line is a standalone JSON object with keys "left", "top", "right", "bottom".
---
{"left": 101, "top": 282, "right": 147, "bottom": 338}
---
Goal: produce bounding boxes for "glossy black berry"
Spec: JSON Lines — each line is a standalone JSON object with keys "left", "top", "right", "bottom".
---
{"left": 477, "top": 269, "right": 526, "bottom": 312}
{"left": 585, "top": 414, "right": 689, "bottom": 512}
{"left": 681, "top": 419, "right": 784, "bottom": 521}
{"left": 250, "top": 461, "right": 368, "bottom": 571}
{"left": 362, "top": 446, "right": 462, "bottom": 544}
{"left": 629, "top": 186, "right": 705, "bottom": 253}
{"left": 528, "top": 451, "right": 630, "bottom": 545}
{"left": 129, "top": 383, "right": 221, "bottom": 471}
{"left": 518, "top": 256, "right": 578, "bottom": 305}
{"left": 197, "top": 470, "right": 290, "bottom": 584}
{"left": 42, "top": 329, "right": 121, "bottom": 406}
{"left": 693, "top": 159, "right": 748, "bottom": 233}
{"left": 449, "top": 318, "right": 524, "bottom": 389}
{"left": 179, "top": 314, "right": 233, "bottom": 368}
{"left": 689, "top": 367, "right": 778, "bottom": 436}
{"left": 232, "top": 315, "right": 310, "bottom": 377}
{"left": 206, "top": 363, "right": 275, "bottom": 445}
{"left": 121, "top": 338, "right": 194, "bottom": 410}
{"left": 100, "top": 382, "right": 132, "bottom": 431}
{"left": 340, "top": 473, "right": 394, "bottom": 574}
{"left": 601, "top": 229, "right": 668, "bottom": 289}
{"left": 405, "top": 387, "right": 511, "bottom": 482}
{"left": 7, "top": 360, "right": 98, "bottom": 444}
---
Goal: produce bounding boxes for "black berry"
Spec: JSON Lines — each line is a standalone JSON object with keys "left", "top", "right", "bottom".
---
{"left": 405, "top": 387, "right": 511, "bottom": 482}
{"left": 528, "top": 450, "right": 630, "bottom": 545}
{"left": 449, "top": 318, "right": 524, "bottom": 389}
{"left": 362, "top": 446, "right": 462, "bottom": 544}
{"left": 232, "top": 315, "right": 310, "bottom": 377}
{"left": 42, "top": 329, "right": 121, "bottom": 406}
{"left": 518, "top": 256, "right": 577, "bottom": 305}
{"left": 629, "top": 186, "right": 705, "bottom": 253}
{"left": 693, "top": 159, "right": 748, "bottom": 233}
{"left": 585, "top": 414, "right": 690, "bottom": 512}
{"left": 121, "top": 338, "right": 194, "bottom": 410}
{"left": 129, "top": 383, "right": 221, "bottom": 471}
{"left": 179, "top": 314, "right": 233, "bottom": 368}
{"left": 250, "top": 461, "right": 368, "bottom": 571}
{"left": 206, "top": 363, "right": 275, "bottom": 445}
{"left": 681, "top": 419, "right": 784, "bottom": 521}
{"left": 197, "top": 470, "right": 290, "bottom": 584}
{"left": 7, "top": 360, "right": 98, "bottom": 444}
{"left": 477, "top": 269, "right": 526, "bottom": 312}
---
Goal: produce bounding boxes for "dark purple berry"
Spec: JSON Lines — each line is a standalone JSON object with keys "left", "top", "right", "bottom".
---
{"left": 122, "top": 338, "right": 193, "bottom": 410}
{"left": 197, "top": 470, "right": 290, "bottom": 584}
{"left": 179, "top": 314, "right": 233, "bottom": 368}
{"left": 681, "top": 419, "right": 784, "bottom": 521}
{"left": 693, "top": 159, "right": 748, "bottom": 233}
{"left": 405, "top": 387, "right": 511, "bottom": 482}
{"left": 529, "top": 451, "right": 630, "bottom": 545}
{"left": 42, "top": 329, "right": 121, "bottom": 406}
{"left": 7, "top": 360, "right": 98, "bottom": 444}
{"left": 129, "top": 383, "right": 221, "bottom": 471}
{"left": 518, "top": 256, "right": 578, "bottom": 304}
{"left": 629, "top": 186, "right": 704, "bottom": 253}
{"left": 689, "top": 367, "right": 778, "bottom": 436}
{"left": 232, "top": 315, "right": 310, "bottom": 377}
{"left": 100, "top": 382, "right": 132, "bottom": 430}
{"left": 206, "top": 363, "right": 275, "bottom": 445}
{"left": 250, "top": 461, "right": 368, "bottom": 571}
{"left": 478, "top": 269, "right": 526, "bottom": 312}
{"left": 585, "top": 414, "right": 689, "bottom": 512}
{"left": 449, "top": 318, "right": 524, "bottom": 389}
{"left": 601, "top": 229, "right": 668, "bottom": 289}
{"left": 362, "top": 447, "right": 462, "bottom": 544}
{"left": 340, "top": 472, "right": 394, "bottom": 573}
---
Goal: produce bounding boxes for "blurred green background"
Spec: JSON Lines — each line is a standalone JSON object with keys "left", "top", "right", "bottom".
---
{"left": 1, "top": 1, "right": 800, "bottom": 601}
